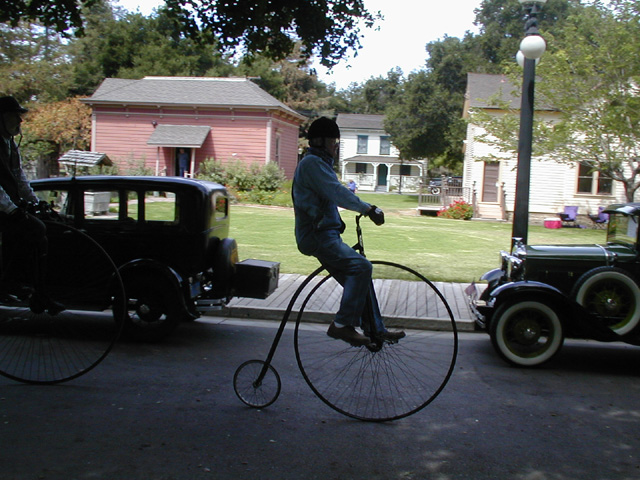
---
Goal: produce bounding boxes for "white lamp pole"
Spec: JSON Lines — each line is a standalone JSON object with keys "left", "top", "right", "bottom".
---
{"left": 511, "top": 0, "right": 547, "bottom": 246}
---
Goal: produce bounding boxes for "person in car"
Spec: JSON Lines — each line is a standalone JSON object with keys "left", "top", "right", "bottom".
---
{"left": 0, "top": 96, "right": 63, "bottom": 314}
{"left": 292, "top": 117, "right": 404, "bottom": 346}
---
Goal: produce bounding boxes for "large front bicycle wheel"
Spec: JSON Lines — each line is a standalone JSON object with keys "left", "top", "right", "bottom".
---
{"left": 0, "top": 221, "right": 125, "bottom": 384}
{"left": 294, "top": 261, "right": 458, "bottom": 422}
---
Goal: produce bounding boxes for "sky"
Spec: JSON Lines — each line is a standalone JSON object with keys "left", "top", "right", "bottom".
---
{"left": 114, "top": 0, "right": 483, "bottom": 90}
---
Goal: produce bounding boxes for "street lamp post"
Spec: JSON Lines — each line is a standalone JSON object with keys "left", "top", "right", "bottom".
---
{"left": 511, "top": 0, "right": 547, "bottom": 247}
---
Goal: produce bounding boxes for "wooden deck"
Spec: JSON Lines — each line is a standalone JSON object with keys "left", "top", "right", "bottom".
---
{"left": 212, "top": 274, "right": 477, "bottom": 332}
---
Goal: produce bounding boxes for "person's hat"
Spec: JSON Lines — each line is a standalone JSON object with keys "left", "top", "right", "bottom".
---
{"left": 0, "top": 96, "right": 28, "bottom": 114}
{"left": 308, "top": 117, "right": 340, "bottom": 140}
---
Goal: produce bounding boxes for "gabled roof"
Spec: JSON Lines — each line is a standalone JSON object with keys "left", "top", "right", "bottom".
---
{"left": 465, "top": 73, "right": 521, "bottom": 110}
{"left": 465, "top": 73, "right": 556, "bottom": 112}
{"left": 58, "top": 150, "right": 112, "bottom": 167}
{"left": 337, "top": 114, "right": 386, "bottom": 131}
{"left": 83, "top": 76, "right": 304, "bottom": 120}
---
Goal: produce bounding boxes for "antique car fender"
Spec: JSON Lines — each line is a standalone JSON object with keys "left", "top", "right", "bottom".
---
{"left": 119, "top": 258, "right": 186, "bottom": 292}
{"left": 484, "top": 280, "right": 574, "bottom": 327}
{"left": 487, "top": 280, "right": 567, "bottom": 309}
{"left": 486, "top": 280, "right": 628, "bottom": 344}
{"left": 485, "top": 281, "right": 570, "bottom": 367}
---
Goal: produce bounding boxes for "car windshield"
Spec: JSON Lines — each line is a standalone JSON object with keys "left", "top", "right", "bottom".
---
{"left": 607, "top": 213, "right": 639, "bottom": 247}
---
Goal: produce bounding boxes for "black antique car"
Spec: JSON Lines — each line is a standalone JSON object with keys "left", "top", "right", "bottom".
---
{"left": 31, "top": 176, "right": 279, "bottom": 341}
{"left": 470, "top": 203, "right": 640, "bottom": 366}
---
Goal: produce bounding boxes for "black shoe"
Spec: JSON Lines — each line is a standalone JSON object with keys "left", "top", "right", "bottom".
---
{"left": 0, "top": 292, "right": 21, "bottom": 305}
{"left": 375, "top": 330, "right": 406, "bottom": 343}
{"left": 29, "top": 293, "right": 66, "bottom": 315}
{"left": 364, "top": 330, "right": 407, "bottom": 343}
{"left": 327, "top": 322, "right": 372, "bottom": 347}
{"left": 0, "top": 282, "right": 33, "bottom": 301}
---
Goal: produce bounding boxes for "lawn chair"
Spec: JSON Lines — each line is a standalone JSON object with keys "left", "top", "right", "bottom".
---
{"left": 557, "top": 206, "right": 579, "bottom": 227}
{"left": 588, "top": 207, "right": 609, "bottom": 229}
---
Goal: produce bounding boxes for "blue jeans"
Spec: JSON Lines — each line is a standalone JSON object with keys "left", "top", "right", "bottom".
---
{"left": 312, "top": 230, "right": 386, "bottom": 333}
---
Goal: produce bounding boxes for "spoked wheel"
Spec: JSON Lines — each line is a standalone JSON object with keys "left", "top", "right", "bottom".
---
{"left": 0, "top": 221, "right": 125, "bottom": 384}
{"left": 294, "top": 261, "right": 458, "bottom": 422}
{"left": 234, "top": 360, "right": 282, "bottom": 408}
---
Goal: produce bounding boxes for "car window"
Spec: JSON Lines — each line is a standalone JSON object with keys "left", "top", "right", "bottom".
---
{"left": 144, "top": 191, "right": 178, "bottom": 224}
{"left": 608, "top": 214, "right": 639, "bottom": 247}
{"left": 213, "top": 193, "right": 228, "bottom": 220}
{"left": 84, "top": 190, "right": 117, "bottom": 219}
{"left": 36, "top": 189, "right": 70, "bottom": 216}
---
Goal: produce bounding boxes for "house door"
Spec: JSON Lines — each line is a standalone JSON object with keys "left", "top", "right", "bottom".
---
{"left": 378, "top": 165, "right": 388, "bottom": 186}
{"left": 175, "top": 148, "right": 191, "bottom": 177}
{"left": 482, "top": 162, "right": 499, "bottom": 202}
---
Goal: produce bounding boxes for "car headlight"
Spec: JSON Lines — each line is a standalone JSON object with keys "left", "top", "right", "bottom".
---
{"left": 507, "top": 256, "right": 524, "bottom": 280}
{"left": 499, "top": 251, "right": 524, "bottom": 281}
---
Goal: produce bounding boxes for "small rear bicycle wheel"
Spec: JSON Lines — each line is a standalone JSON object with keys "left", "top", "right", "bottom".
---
{"left": 294, "top": 261, "right": 458, "bottom": 422}
{"left": 0, "top": 221, "right": 125, "bottom": 384}
{"left": 233, "top": 359, "right": 282, "bottom": 408}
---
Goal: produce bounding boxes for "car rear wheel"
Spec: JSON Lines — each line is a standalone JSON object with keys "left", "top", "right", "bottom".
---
{"left": 122, "top": 274, "right": 182, "bottom": 342}
{"left": 572, "top": 267, "right": 640, "bottom": 335}
{"left": 490, "top": 300, "right": 564, "bottom": 367}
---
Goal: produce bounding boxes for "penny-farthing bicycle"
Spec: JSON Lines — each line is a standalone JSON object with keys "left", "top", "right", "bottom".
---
{"left": 0, "top": 204, "right": 125, "bottom": 384}
{"left": 234, "top": 215, "right": 458, "bottom": 422}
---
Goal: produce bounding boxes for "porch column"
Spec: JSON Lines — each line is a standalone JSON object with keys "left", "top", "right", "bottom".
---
{"left": 372, "top": 163, "right": 379, "bottom": 191}
{"left": 265, "top": 118, "right": 273, "bottom": 164}
{"left": 189, "top": 149, "right": 196, "bottom": 178}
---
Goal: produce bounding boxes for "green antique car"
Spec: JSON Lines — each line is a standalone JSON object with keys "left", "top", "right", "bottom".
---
{"left": 471, "top": 203, "right": 640, "bottom": 366}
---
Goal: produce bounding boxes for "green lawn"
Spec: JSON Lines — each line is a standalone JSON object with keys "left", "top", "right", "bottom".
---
{"left": 229, "top": 195, "right": 606, "bottom": 283}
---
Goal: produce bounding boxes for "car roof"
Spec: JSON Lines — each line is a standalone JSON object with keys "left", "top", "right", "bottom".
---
{"left": 603, "top": 203, "right": 640, "bottom": 216}
{"left": 31, "top": 176, "right": 227, "bottom": 194}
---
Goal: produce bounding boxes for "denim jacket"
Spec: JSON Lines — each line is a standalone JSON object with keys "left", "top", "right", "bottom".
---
{"left": 293, "top": 147, "right": 371, "bottom": 255}
{"left": 0, "top": 136, "right": 37, "bottom": 214}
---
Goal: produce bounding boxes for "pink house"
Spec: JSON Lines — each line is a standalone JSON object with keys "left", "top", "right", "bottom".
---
{"left": 82, "top": 76, "right": 306, "bottom": 178}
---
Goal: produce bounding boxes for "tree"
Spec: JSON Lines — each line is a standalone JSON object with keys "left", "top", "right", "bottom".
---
{"left": 21, "top": 97, "right": 92, "bottom": 177}
{"left": 2, "top": 0, "right": 380, "bottom": 69}
{"left": 385, "top": 71, "right": 466, "bottom": 169}
{"left": 0, "top": 0, "right": 99, "bottom": 34}
{"left": 474, "top": 0, "right": 640, "bottom": 201}
{"left": 0, "top": 21, "right": 73, "bottom": 103}
{"left": 164, "top": 0, "right": 380, "bottom": 68}
{"left": 67, "top": 3, "right": 235, "bottom": 96}
{"left": 536, "top": 0, "right": 640, "bottom": 201}
{"left": 384, "top": 0, "right": 579, "bottom": 170}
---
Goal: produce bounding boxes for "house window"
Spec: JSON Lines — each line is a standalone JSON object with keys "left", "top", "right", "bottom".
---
{"left": 380, "top": 136, "right": 391, "bottom": 155}
{"left": 577, "top": 162, "right": 612, "bottom": 195}
{"left": 274, "top": 134, "right": 281, "bottom": 165}
{"left": 357, "top": 135, "right": 368, "bottom": 154}
{"left": 399, "top": 164, "right": 411, "bottom": 176}
{"left": 355, "top": 163, "right": 367, "bottom": 174}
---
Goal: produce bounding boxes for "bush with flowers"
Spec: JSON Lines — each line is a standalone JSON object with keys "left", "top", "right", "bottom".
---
{"left": 437, "top": 200, "right": 474, "bottom": 220}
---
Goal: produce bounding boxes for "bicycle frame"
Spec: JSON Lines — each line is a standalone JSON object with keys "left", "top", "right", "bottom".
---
{"left": 251, "top": 214, "right": 368, "bottom": 388}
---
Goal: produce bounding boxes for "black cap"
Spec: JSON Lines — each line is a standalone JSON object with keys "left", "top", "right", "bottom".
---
{"left": 0, "top": 96, "right": 28, "bottom": 114}
{"left": 308, "top": 117, "right": 340, "bottom": 140}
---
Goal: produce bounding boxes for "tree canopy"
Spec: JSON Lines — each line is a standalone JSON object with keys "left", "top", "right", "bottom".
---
{"left": 1, "top": 0, "right": 380, "bottom": 68}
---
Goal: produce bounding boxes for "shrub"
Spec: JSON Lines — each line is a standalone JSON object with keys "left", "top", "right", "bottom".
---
{"left": 198, "top": 158, "right": 227, "bottom": 184}
{"left": 195, "top": 158, "right": 288, "bottom": 203}
{"left": 437, "top": 200, "right": 474, "bottom": 220}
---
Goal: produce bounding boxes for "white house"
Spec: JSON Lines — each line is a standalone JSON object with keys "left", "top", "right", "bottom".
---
{"left": 463, "top": 73, "right": 626, "bottom": 222}
{"left": 336, "top": 113, "right": 426, "bottom": 193}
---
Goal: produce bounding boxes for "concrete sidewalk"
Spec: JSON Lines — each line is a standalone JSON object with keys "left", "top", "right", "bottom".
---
{"left": 212, "top": 273, "right": 477, "bottom": 331}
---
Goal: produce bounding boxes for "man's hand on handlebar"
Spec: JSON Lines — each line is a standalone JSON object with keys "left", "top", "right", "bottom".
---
{"left": 367, "top": 205, "right": 385, "bottom": 226}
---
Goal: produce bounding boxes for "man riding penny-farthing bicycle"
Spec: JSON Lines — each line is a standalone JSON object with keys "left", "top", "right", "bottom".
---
{"left": 292, "top": 117, "right": 405, "bottom": 346}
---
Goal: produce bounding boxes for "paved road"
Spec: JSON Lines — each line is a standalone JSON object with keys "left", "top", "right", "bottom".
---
{"left": 1, "top": 317, "right": 639, "bottom": 480}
